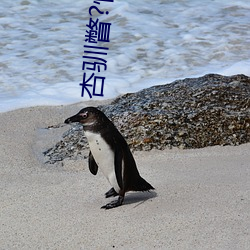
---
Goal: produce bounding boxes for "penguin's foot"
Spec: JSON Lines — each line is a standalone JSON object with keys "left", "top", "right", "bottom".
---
{"left": 105, "top": 187, "right": 118, "bottom": 198}
{"left": 101, "top": 196, "right": 124, "bottom": 209}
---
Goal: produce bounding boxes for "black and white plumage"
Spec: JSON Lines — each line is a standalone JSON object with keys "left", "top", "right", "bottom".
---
{"left": 65, "top": 107, "right": 154, "bottom": 209}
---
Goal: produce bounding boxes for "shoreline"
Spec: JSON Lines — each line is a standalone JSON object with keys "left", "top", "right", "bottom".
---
{"left": 0, "top": 103, "right": 249, "bottom": 249}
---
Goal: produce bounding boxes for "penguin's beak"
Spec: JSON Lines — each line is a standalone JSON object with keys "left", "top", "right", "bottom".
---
{"left": 64, "top": 114, "right": 81, "bottom": 124}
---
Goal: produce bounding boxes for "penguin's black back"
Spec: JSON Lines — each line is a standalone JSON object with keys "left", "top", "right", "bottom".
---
{"left": 101, "top": 121, "right": 154, "bottom": 192}
{"left": 73, "top": 107, "right": 154, "bottom": 192}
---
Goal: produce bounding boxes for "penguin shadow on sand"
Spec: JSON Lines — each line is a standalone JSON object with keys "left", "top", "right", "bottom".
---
{"left": 120, "top": 190, "right": 157, "bottom": 208}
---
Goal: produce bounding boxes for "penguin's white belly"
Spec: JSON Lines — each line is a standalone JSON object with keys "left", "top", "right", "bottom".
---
{"left": 85, "top": 131, "right": 120, "bottom": 193}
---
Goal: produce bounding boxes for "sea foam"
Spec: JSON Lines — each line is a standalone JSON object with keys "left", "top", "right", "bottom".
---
{"left": 0, "top": 0, "right": 249, "bottom": 112}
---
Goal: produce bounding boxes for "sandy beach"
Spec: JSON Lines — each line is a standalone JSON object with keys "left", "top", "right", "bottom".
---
{"left": 0, "top": 102, "right": 249, "bottom": 249}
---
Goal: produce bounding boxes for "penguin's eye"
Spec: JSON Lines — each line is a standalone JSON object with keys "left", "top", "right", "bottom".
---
{"left": 79, "top": 112, "right": 88, "bottom": 119}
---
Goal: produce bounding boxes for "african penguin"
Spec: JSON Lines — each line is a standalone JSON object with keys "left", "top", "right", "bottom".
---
{"left": 65, "top": 107, "right": 154, "bottom": 209}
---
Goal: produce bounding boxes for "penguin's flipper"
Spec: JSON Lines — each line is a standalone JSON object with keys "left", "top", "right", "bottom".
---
{"left": 105, "top": 187, "right": 118, "bottom": 198}
{"left": 88, "top": 151, "right": 98, "bottom": 175}
{"left": 101, "top": 196, "right": 124, "bottom": 209}
{"left": 114, "top": 146, "right": 124, "bottom": 190}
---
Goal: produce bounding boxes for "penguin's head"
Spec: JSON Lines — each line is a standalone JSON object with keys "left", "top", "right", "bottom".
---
{"left": 65, "top": 107, "right": 108, "bottom": 129}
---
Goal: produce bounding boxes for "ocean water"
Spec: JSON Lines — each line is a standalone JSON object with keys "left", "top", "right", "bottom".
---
{"left": 0, "top": 0, "right": 250, "bottom": 112}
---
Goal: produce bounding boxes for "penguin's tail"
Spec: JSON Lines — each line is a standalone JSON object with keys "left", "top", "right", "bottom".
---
{"left": 132, "top": 176, "right": 154, "bottom": 192}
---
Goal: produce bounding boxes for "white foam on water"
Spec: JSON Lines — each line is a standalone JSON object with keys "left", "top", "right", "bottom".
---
{"left": 0, "top": 0, "right": 249, "bottom": 112}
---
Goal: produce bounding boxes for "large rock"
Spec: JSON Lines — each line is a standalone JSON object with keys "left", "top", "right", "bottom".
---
{"left": 44, "top": 74, "right": 250, "bottom": 163}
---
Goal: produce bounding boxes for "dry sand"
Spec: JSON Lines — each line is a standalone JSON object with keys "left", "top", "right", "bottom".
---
{"left": 0, "top": 102, "right": 249, "bottom": 249}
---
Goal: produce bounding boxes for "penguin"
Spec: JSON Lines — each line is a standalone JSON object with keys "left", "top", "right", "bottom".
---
{"left": 65, "top": 107, "right": 154, "bottom": 209}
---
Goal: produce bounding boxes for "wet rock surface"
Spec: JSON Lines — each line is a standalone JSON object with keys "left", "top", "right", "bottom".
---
{"left": 44, "top": 74, "right": 250, "bottom": 163}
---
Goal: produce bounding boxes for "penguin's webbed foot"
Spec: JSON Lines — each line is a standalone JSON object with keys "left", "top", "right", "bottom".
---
{"left": 101, "top": 196, "right": 124, "bottom": 209}
{"left": 105, "top": 187, "right": 118, "bottom": 198}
